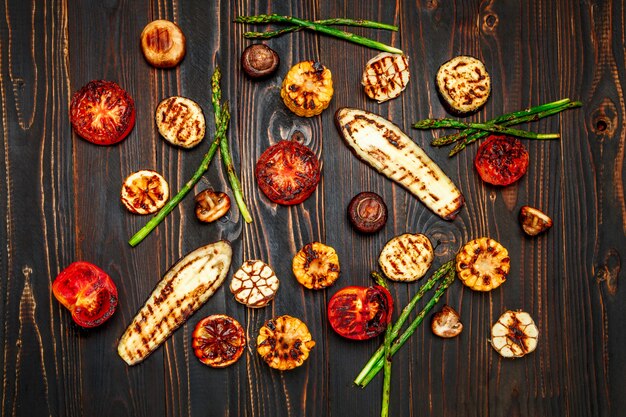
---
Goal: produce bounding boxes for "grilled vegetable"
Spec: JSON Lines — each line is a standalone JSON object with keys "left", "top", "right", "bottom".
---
{"left": 192, "top": 314, "right": 246, "bottom": 368}
{"left": 230, "top": 260, "right": 279, "bottom": 308}
{"left": 257, "top": 315, "right": 315, "bottom": 370}
{"left": 117, "top": 240, "right": 232, "bottom": 365}
{"left": 121, "top": 170, "right": 170, "bottom": 215}
{"left": 155, "top": 96, "right": 206, "bottom": 148}
{"left": 335, "top": 108, "right": 464, "bottom": 220}
{"left": 491, "top": 310, "right": 538, "bottom": 358}
{"left": 379, "top": 233, "right": 434, "bottom": 282}
{"left": 361, "top": 52, "right": 409, "bottom": 103}
{"left": 52, "top": 262, "right": 118, "bottom": 328}
{"left": 456, "top": 237, "right": 510, "bottom": 291}
{"left": 347, "top": 192, "right": 388, "bottom": 233}
{"left": 519, "top": 206, "right": 553, "bottom": 236}
{"left": 241, "top": 44, "right": 280, "bottom": 78}
{"left": 281, "top": 61, "right": 333, "bottom": 117}
{"left": 140, "top": 20, "right": 186, "bottom": 68}
{"left": 431, "top": 305, "right": 463, "bottom": 338}
{"left": 327, "top": 285, "right": 393, "bottom": 340}
{"left": 194, "top": 190, "right": 230, "bottom": 223}
{"left": 474, "top": 135, "right": 529, "bottom": 186}
{"left": 436, "top": 55, "right": 490, "bottom": 114}
{"left": 292, "top": 242, "right": 340, "bottom": 290}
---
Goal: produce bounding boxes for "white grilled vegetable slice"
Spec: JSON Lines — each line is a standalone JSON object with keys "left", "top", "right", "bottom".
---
{"left": 117, "top": 240, "right": 232, "bottom": 365}
{"left": 121, "top": 170, "right": 170, "bottom": 215}
{"left": 491, "top": 310, "right": 538, "bottom": 358}
{"left": 436, "top": 55, "right": 491, "bottom": 114}
{"left": 379, "top": 233, "right": 434, "bottom": 281}
{"left": 361, "top": 53, "right": 410, "bottom": 103}
{"left": 155, "top": 96, "right": 206, "bottom": 148}
{"left": 335, "top": 108, "right": 465, "bottom": 220}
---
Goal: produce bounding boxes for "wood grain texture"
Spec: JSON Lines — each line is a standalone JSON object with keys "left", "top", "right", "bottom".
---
{"left": 1, "top": 0, "right": 624, "bottom": 416}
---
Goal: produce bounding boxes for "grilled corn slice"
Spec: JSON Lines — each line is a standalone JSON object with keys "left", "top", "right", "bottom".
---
{"left": 281, "top": 61, "right": 333, "bottom": 117}
{"left": 491, "top": 310, "right": 538, "bottom": 358}
{"left": 436, "top": 55, "right": 491, "bottom": 114}
{"left": 121, "top": 170, "right": 170, "bottom": 215}
{"left": 362, "top": 53, "right": 410, "bottom": 103}
{"left": 292, "top": 242, "right": 340, "bottom": 289}
{"left": 455, "top": 237, "right": 510, "bottom": 291}
{"left": 257, "top": 315, "right": 315, "bottom": 370}
{"left": 155, "top": 96, "right": 206, "bottom": 148}
{"left": 117, "top": 240, "right": 232, "bottom": 365}
{"left": 230, "top": 260, "right": 279, "bottom": 308}
{"left": 379, "top": 233, "right": 434, "bottom": 282}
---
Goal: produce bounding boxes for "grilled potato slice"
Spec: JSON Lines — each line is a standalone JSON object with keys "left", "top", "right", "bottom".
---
{"left": 292, "top": 242, "right": 340, "bottom": 289}
{"left": 281, "top": 61, "right": 333, "bottom": 117}
{"left": 456, "top": 237, "right": 510, "bottom": 291}
{"left": 155, "top": 96, "right": 206, "bottom": 148}
{"left": 121, "top": 170, "right": 169, "bottom": 214}
{"left": 362, "top": 53, "right": 410, "bottom": 103}
{"left": 379, "top": 233, "right": 434, "bottom": 282}
{"left": 117, "top": 240, "right": 232, "bottom": 365}
{"left": 491, "top": 310, "right": 538, "bottom": 358}
{"left": 257, "top": 315, "right": 315, "bottom": 370}
{"left": 230, "top": 260, "right": 279, "bottom": 308}
{"left": 436, "top": 55, "right": 490, "bottom": 114}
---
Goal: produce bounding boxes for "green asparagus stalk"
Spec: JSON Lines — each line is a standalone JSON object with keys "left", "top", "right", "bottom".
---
{"left": 372, "top": 271, "right": 393, "bottom": 417}
{"left": 235, "top": 14, "right": 402, "bottom": 54}
{"left": 354, "top": 261, "right": 454, "bottom": 387}
{"left": 414, "top": 118, "right": 560, "bottom": 140}
{"left": 243, "top": 18, "right": 398, "bottom": 39}
{"left": 210, "top": 68, "right": 253, "bottom": 223}
{"left": 355, "top": 267, "right": 455, "bottom": 388}
{"left": 128, "top": 119, "right": 225, "bottom": 247}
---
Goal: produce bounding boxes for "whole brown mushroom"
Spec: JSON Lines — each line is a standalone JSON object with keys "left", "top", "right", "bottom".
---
{"left": 140, "top": 20, "right": 186, "bottom": 68}
{"left": 241, "top": 44, "right": 280, "bottom": 79}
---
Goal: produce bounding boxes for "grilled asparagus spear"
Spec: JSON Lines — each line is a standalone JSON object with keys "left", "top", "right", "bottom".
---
{"left": 335, "top": 108, "right": 464, "bottom": 220}
{"left": 118, "top": 240, "right": 232, "bottom": 365}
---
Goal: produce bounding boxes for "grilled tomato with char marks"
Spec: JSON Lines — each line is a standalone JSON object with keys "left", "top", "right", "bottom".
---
{"left": 474, "top": 135, "right": 529, "bottom": 186}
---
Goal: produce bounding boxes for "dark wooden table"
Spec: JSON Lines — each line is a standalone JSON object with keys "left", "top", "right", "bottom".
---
{"left": 1, "top": 1, "right": 625, "bottom": 416}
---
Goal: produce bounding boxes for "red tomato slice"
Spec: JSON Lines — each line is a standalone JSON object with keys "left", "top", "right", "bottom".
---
{"left": 70, "top": 80, "right": 136, "bottom": 145}
{"left": 255, "top": 140, "right": 321, "bottom": 205}
{"left": 327, "top": 285, "right": 393, "bottom": 340}
{"left": 474, "top": 135, "right": 529, "bottom": 186}
{"left": 52, "top": 261, "right": 118, "bottom": 328}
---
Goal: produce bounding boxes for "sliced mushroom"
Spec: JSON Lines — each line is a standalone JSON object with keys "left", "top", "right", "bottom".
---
{"left": 431, "top": 305, "right": 463, "bottom": 338}
{"left": 519, "top": 206, "right": 553, "bottom": 236}
{"left": 195, "top": 190, "right": 230, "bottom": 223}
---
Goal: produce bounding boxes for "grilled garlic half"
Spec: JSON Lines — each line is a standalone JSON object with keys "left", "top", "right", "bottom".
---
{"left": 362, "top": 53, "right": 410, "bottom": 103}
{"left": 491, "top": 310, "right": 538, "bottom": 358}
{"left": 230, "top": 260, "right": 279, "bottom": 308}
{"left": 456, "top": 237, "right": 510, "bottom": 291}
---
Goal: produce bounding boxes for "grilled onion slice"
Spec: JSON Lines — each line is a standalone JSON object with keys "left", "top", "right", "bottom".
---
{"left": 256, "top": 315, "right": 315, "bottom": 370}
{"left": 456, "top": 237, "right": 510, "bottom": 291}
{"left": 491, "top": 310, "right": 538, "bottom": 358}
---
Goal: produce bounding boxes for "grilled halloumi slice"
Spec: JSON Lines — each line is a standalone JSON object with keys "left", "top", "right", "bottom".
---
{"left": 362, "top": 53, "right": 410, "bottom": 103}
{"left": 335, "top": 108, "right": 465, "bottom": 220}
{"left": 436, "top": 55, "right": 491, "bottom": 114}
{"left": 155, "top": 96, "right": 206, "bottom": 148}
{"left": 117, "top": 240, "right": 232, "bottom": 365}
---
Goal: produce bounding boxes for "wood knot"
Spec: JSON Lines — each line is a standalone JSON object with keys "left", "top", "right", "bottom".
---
{"left": 590, "top": 99, "right": 618, "bottom": 137}
{"left": 596, "top": 248, "right": 620, "bottom": 295}
{"left": 427, "top": 228, "right": 461, "bottom": 258}
{"left": 291, "top": 130, "right": 305, "bottom": 144}
{"left": 482, "top": 14, "right": 499, "bottom": 32}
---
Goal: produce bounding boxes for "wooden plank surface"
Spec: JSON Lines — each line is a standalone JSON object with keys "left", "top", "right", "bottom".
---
{"left": 1, "top": 0, "right": 625, "bottom": 416}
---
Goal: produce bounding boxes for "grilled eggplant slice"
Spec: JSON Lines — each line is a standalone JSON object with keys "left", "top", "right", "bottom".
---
{"left": 335, "top": 108, "right": 464, "bottom": 220}
{"left": 361, "top": 53, "right": 410, "bottom": 103}
{"left": 436, "top": 55, "right": 490, "bottom": 114}
{"left": 379, "top": 233, "right": 434, "bottom": 281}
{"left": 117, "top": 240, "right": 232, "bottom": 365}
{"left": 155, "top": 96, "right": 206, "bottom": 148}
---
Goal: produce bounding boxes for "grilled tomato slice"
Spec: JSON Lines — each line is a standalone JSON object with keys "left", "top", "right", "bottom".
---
{"left": 255, "top": 140, "right": 321, "bottom": 205}
{"left": 52, "top": 261, "right": 118, "bottom": 328}
{"left": 474, "top": 135, "right": 529, "bottom": 186}
{"left": 69, "top": 80, "right": 135, "bottom": 145}
{"left": 192, "top": 315, "right": 246, "bottom": 368}
{"left": 327, "top": 285, "right": 393, "bottom": 340}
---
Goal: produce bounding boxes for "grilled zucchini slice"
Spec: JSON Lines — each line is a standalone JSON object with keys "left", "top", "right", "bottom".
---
{"left": 362, "top": 53, "right": 410, "bottom": 103}
{"left": 155, "top": 96, "right": 206, "bottom": 148}
{"left": 455, "top": 237, "right": 509, "bottom": 291}
{"left": 436, "top": 55, "right": 490, "bottom": 114}
{"left": 379, "top": 233, "right": 434, "bottom": 281}
{"left": 281, "top": 61, "right": 333, "bottom": 117}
